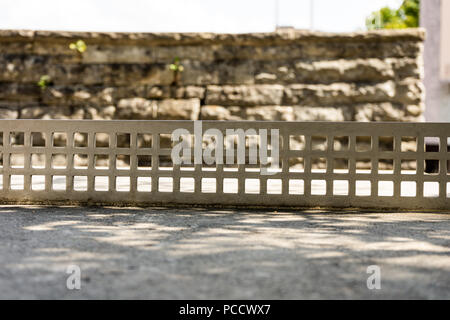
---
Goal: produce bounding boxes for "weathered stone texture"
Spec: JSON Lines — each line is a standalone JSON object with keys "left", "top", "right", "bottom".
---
{"left": 0, "top": 108, "right": 18, "bottom": 119}
{"left": 156, "top": 98, "right": 200, "bottom": 120}
{"left": 115, "top": 98, "right": 200, "bottom": 120}
{"left": 354, "top": 102, "right": 425, "bottom": 122}
{"left": 0, "top": 29, "right": 425, "bottom": 122}
{"left": 116, "top": 97, "right": 155, "bottom": 120}
{"left": 205, "top": 85, "right": 284, "bottom": 106}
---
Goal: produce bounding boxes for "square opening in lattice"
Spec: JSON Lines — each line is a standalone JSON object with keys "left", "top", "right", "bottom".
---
{"left": 311, "top": 180, "right": 326, "bottom": 195}
{"left": 401, "top": 159, "right": 417, "bottom": 174}
{"left": 265, "top": 133, "right": 282, "bottom": 152}
{"left": 333, "top": 180, "right": 349, "bottom": 196}
{"left": 267, "top": 179, "right": 282, "bottom": 194}
{"left": 244, "top": 165, "right": 260, "bottom": 173}
{"left": 201, "top": 178, "right": 216, "bottom": 193}
{"left": 31, "top": 175, "right": 45, "bottom": 191}
{"left": 223, "top": 178, "right": 238, "bottom": 194}
{"left": 51, "top": 154, "right": 67, "bottom": 169}
{"left": 425, "top": 137, "right": 440, "bottom": 152}
{"left": 137, "top": 155, "right": 152, "bottom": 170}
{"left": 223, "top": 163, "right": 239, "bottom": 172}
{"left": 137, "top": 177, "right": 152, "bottom": 192}
{"left": 355, "top": 180, "right": 371, "bottom": 196}
{"left": 245, "top": 179, "right": 260, "bottom": 194}
{"left": 379, "top": 136, "right": 394, "bottom": 152}
{"left": 52, "top": 132, "right": 67, "bottom": 147}
{"left": 73, "top": 176, "right": 87, "bottom": 191}
{"left": 52, "top": 175, "right": 66, "bottom": 191}
{"left": 31, "top": 132, "right": 46, "bottom": 147}
{"left": 424, "top": 181, "right": 439, "bottom": 198}
{"left": 333, "top": 158, "right": 349, "bottom": 174}
{"left": 94, "top": 154, "right": 109, "bottom": 169}
{"left": 401, "top": 136, "right": 417, "bottom": 152}
{"left": 10, "top": 153, "right": 23, "bottom": 169}
{"left": 158, "top": 177, "right": 173, "bottom": 193}
{"left": 356, "top": 136, "right": 371, "bottom": 152}
{"left": 95, "top": 176, "right": 108, "bottom": 191}
{"left": 0, "top": 132, "right": 3, "bottom": 146}
{"left": 0, "top": 154, "right": 3, "bottom": 169}
{"left": 378, "top": 181, "right": 394, "bottom": 197}
{"left": 424, "top": 159, "right": 439, "bottom": 175}
{"left": 311, "top": 157, "right": 327, "bottom": 172}
{"left": 10, "top": 132, "right": 24, "bottom": 147}
{"left": 116, "top": 155, "right": 130, "bottom": 170}
{"left": 260, "top": 157, "right": 282, "bottom": 174}
{"left": 223, "top": 146, "right": 239, "bottom": 168}
{"left": 73, "top": 154, "right": 88, "bottom": 169}
{"left": 159, "top": 133, "right": 174, "bottom": 149}
{"left": 180, "top": 133, "right": 194, "bottom": 149}
{"left": 74, "top": 132, "right": 88, "bottom": 148}
{"left": 31, "top": 154, "right": 45, "bottom": 169}
{"left": 243, "top": 133, "right": 259, "bottom": 169}
{"left": 0, "top": 174, "right": 3, "bottom": 190}
{"left": 333, "top": 136, "right": 349, "bottom": 151}
{"left": 117, "top": 133, "right": 131, "bottom": 148}
{"left": 224, "top": 134, "right": 238, "bottom": 155}
{"left": 289, "top": 157, "right": 304, "bottom": 172}
{"left": 311, "top": 136, "right": 327, "bottom": 151}
{"left": 289, "top": 135, "right": 305, "bottom": 150}
{"left": 10, "top": 175, "right": 24, "bottom": 190}
{"left": 447, "top": 182, "right": 450, "bottom": 198}
{"left": 116, "top": 176, "right": 131, "bottom": 192}
{"left": 245, "top": 134, "right": 259, "bottom": 161}
{"left": 137, "top": 133, "right": 152, "bottom": 148}
{"left": 401, "top": 181, "right": 416, "bottom": 197}
{"left": 158, "top": 155, "right": 173, "bottom": 171}
{"left": 202, "top": 159, "right": 218, "bottom": 171}
{"left": 379, "top": 159, "right": 394, "bottom": 174}
{"left": 180, "top": 177, "right": 194, "bottom": 193}
{"left": 356, "top": 159, "right": 371, "bottom": 173}
{"left": 95, "top": 133, "right": 110, "bottom": 148}
{"left": 10, "top": 154, "right": 24, "bottom": 168}
{"left": 289, "top": 179, "right": 304, "bottom": 195}
{"left": 179, "top": 156, "right": 195, "bottom": 171}
{"left": 173, "top": 137, "right": 194, "bottom": 168}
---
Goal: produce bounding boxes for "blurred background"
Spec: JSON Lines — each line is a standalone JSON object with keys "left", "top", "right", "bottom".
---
{"left": 0, "top": 0, "right": 448, "bottom": 163}
{"left": 0, "top": 0, "right": 405, "bottom": 33}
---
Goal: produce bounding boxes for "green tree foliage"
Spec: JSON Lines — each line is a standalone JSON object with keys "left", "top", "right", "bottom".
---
{"left": 366, "top": 0, "right": 419, "bottom": 30}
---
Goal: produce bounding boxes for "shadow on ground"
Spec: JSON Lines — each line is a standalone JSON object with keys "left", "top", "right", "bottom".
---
{"left": 0, "top": 205, "right": 449, "bottom": 299}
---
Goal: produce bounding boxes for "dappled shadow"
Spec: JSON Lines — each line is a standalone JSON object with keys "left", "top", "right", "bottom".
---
{"left": 0, "top": 205, "right": 449, "bottom": 299}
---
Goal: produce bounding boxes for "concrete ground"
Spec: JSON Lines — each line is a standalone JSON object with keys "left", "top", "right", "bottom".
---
{"left": 0, "top": 205, "right": 449, "bottom": 299}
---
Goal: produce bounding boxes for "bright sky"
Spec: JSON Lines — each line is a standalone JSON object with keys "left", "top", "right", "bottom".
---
{"left": 0, "top": 0, "right": 403, "bottom": 33}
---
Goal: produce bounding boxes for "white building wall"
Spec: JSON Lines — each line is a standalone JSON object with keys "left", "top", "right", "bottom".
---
{"left": 421, "top": 0, "right": 450, "bottom": 122}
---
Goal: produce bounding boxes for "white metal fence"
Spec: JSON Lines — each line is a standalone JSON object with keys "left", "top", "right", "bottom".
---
{"left": 0, "top": 119, "right": 449, "bottom": 210}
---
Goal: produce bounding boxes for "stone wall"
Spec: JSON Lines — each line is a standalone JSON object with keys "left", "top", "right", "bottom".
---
{"left": 0, "top": 28, "right": 425, "bottom": 123}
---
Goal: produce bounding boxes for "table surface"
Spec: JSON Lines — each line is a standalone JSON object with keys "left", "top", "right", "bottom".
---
{"left": 0, "top": 205, "right": 448, "bottom": 299}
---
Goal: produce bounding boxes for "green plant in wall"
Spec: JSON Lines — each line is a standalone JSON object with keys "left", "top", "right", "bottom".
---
{"left": 69, "top": 39, "right": 87, "bottom": 53}
{"left": 169, "top": 57, "right": 184, "bottom": 85}
{"left": 37, "top": 75, "right": 52, "bottom": 90}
